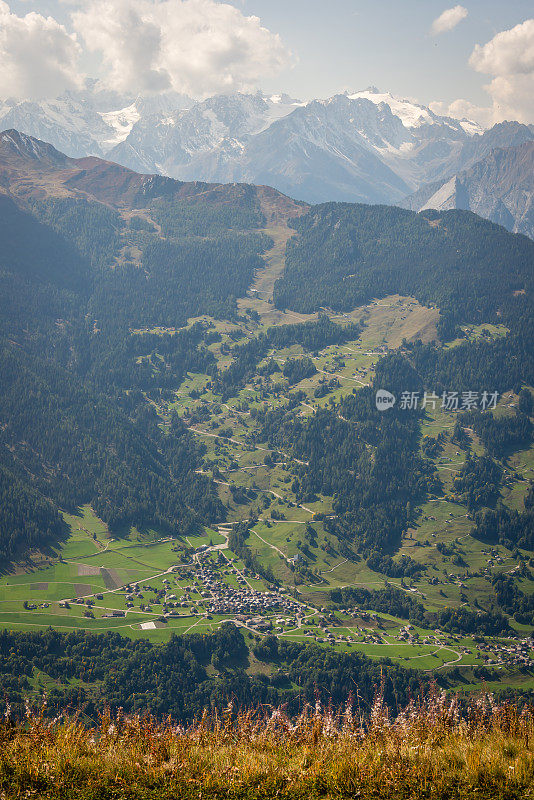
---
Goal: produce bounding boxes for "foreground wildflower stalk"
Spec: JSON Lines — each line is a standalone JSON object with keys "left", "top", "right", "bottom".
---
{"left": 0, "top": 688, "right": 533, "bottom": 799}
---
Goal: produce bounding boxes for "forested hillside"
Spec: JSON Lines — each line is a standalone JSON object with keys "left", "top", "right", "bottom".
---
{"left": 0, "top": 132, "right": 285, "bottom": 552}
{"left": 0, "top": 130, "right": 533, "bottom": 710}
{"left": 274, "top": 203, "right": 533, "bottom": 334}
{"left": 274, "top": 202, "right": 534, "bottom": 392}
{"left": 0, "top": 626, "right": 425, "bottom": 722}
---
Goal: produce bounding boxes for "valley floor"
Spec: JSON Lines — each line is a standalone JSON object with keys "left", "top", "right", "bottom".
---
{"left": 2, "top": 294, "right": 533, "bottom": 697}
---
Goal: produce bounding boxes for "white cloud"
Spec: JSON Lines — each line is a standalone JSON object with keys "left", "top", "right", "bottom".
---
{"left": 71, "top": 0, "right": 292, "bottom": 97}
{"left": 429, "top": 98, "right": 493, "bottom": 128}
{"left": 431, "top": 5, "right": 468, "bottom": 36}
{"left": 469, "top": 19, "right": 534, "bottom": 76}
{"left": 468, "top": 19, "right": 534, "bottom": 124}
{"left": 0, "top": 1, "right": 82, "bottom": 99}
{"left": 431, "top": 19, "right": 534, "bottom": 127}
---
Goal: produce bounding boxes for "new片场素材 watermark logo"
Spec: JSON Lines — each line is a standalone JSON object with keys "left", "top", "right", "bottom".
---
{"left": 375, "top": 389, "right": 396, "bottom": 410}
{"left": 375, "top": 390, "right": 498, "bottom": 412}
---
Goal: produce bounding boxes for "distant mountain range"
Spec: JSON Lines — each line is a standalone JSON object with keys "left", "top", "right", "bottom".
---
{"left": 401, "top": 140, "right": 534, "bottom": 239}
{"left": 1, "top": 86, "right": 533, "bottom": 236}
{"left": 0, "top": 128, "right": 300, "bottom": 225}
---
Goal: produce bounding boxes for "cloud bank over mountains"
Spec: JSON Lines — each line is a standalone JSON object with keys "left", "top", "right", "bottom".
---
{"left": 0, "top": 1, "right": 531, "bottom": 127}
{"left": 431, "top": 19, "right": 534, "bottom": 127}
{"left": 0, "top": 1, "right": 82, "bottom": 99}
{"left": 0, "top": 0, "right": 291, "bottom": 101}
{"left": 470, "top": 19, "right": 534, "bottom": 126}
{"left": 72, "top": 0, "right": 291, "bottom": 97}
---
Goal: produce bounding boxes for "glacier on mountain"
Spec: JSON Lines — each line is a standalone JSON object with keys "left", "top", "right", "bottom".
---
{"left": 0, "top": 85, "right": 531, "bottom": 212}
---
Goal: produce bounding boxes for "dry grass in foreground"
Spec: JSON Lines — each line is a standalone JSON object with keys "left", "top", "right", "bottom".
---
{"left": 1, "top": 689, "right": 534, "bottom": 799}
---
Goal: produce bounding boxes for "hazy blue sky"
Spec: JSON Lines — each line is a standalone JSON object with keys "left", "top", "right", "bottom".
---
{"left": 2, "top": 1, "right": 533, "bottom": 123}
{"left": 236, "top": 1, "right": 532, "bottom": 104}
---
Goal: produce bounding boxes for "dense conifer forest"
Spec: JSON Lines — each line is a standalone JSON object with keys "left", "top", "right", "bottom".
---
{"left": 0, "top": 136, "right": 533, "bottom": 721}
{"left": 0, "top": 626, "right": 427, "bottom": 722}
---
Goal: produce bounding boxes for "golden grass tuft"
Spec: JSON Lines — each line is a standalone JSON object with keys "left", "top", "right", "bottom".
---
{"left": 0, "top": 688, "right": 533, "bottom": 798}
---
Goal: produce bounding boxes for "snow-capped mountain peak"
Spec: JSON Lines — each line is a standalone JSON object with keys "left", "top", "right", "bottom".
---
{"left": 98, "top": 103, "right": 141, "bottom": 149}
{"left": 345, "top": 87, "right": 484, "bottom": 138}
{"left": 457, "top": 118, "right": 484, "bottom": 136}
{"left": 346, "top": 88, "right": 434, "bottom": 128}
{"left": 1, "top": 84, "right": 529, "bottom": 217}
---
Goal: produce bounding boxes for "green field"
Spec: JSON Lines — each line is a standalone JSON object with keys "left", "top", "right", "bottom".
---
{"left": 3, "top": 297, "right": 534, "bottom": 692}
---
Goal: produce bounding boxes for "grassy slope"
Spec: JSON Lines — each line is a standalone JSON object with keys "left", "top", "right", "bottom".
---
{"left": 2, "top": 694, "right": 534, "bottom": 800}
{"left": 1, "top": 225, "right": 533, "bottom": 693}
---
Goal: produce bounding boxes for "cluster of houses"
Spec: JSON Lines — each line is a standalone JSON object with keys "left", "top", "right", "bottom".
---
{"left": 298, "top": 605, "right": 534, "bottom": 666}
{"left": 475, "top": 638, "right": 534, "bottom": 668}
{"left": 192, "top": 561, "right": 303, "bottom": 619}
